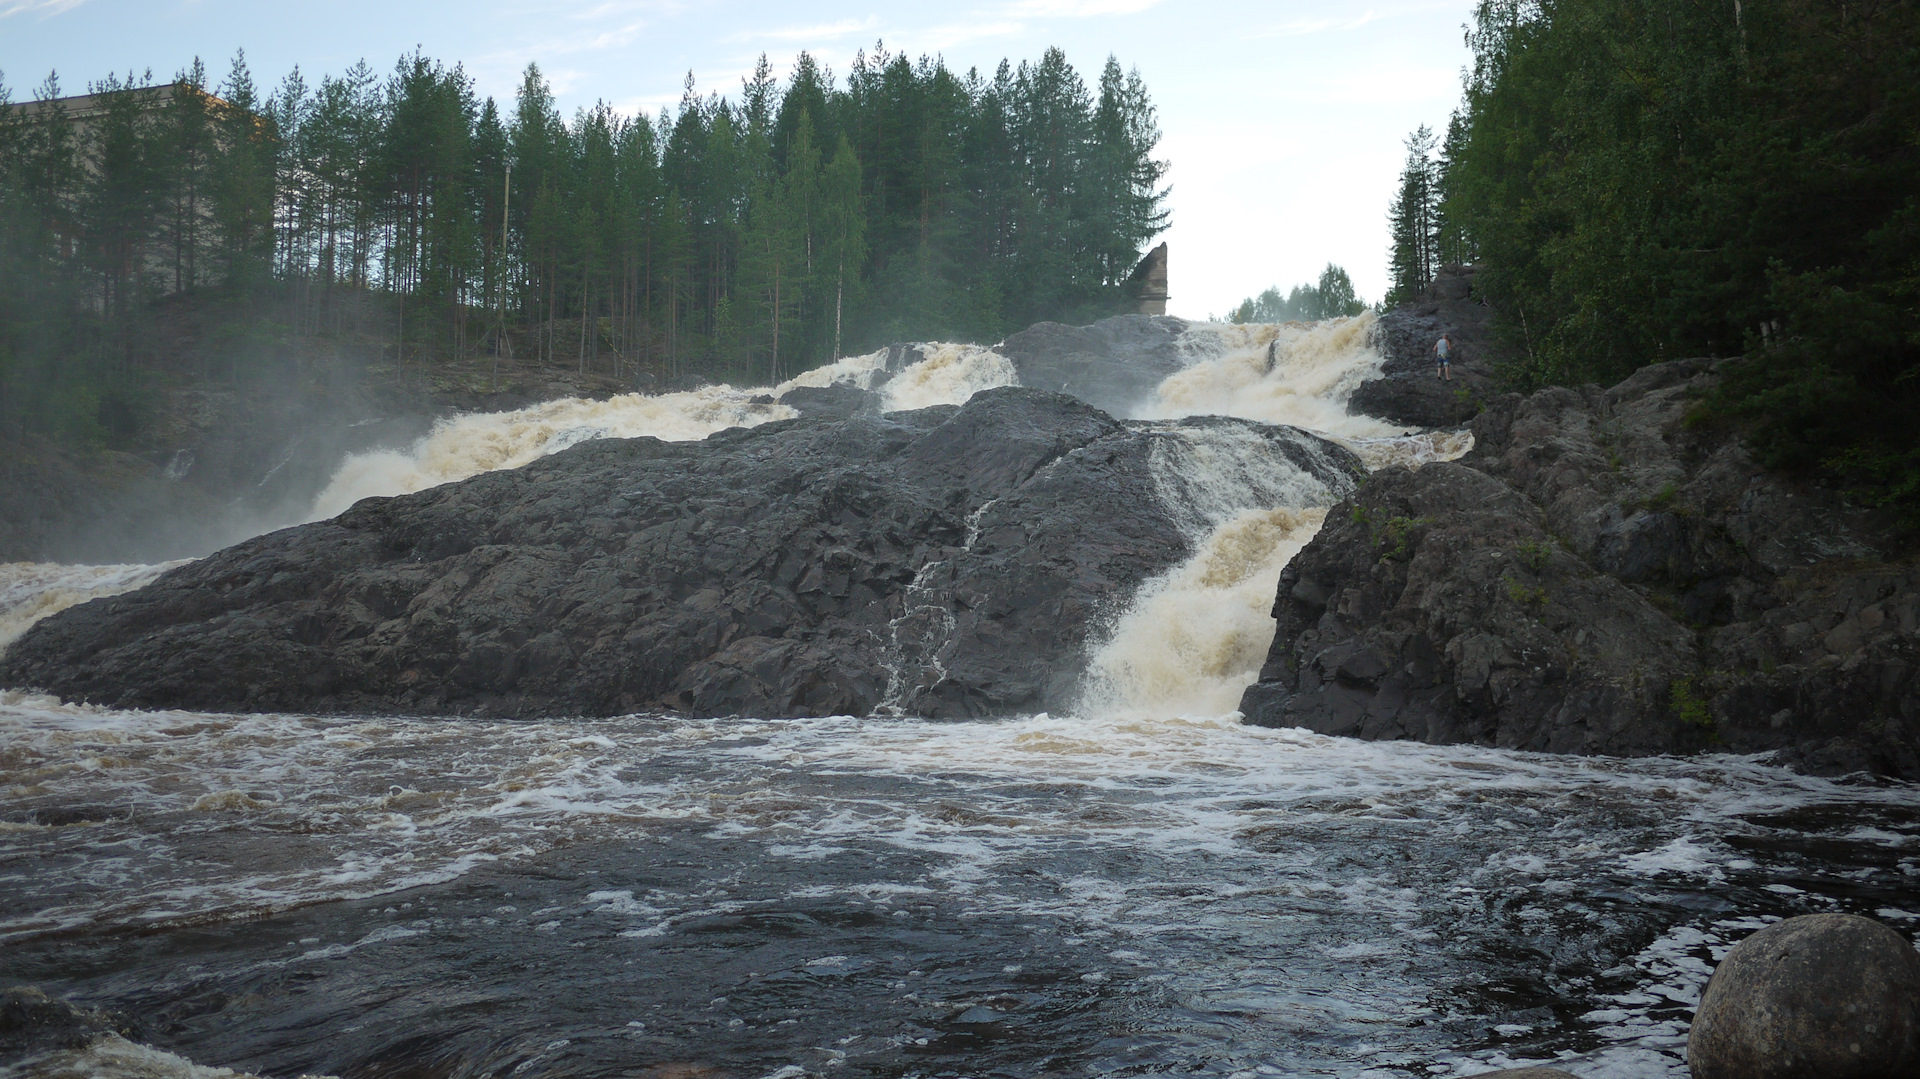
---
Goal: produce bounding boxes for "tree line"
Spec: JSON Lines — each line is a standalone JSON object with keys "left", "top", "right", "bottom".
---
{"left": 1224, "top": 263, "right": 1367, "bottom": 324}
{"left": 0, "top": 44, "right": 1169, "bottom": 445}
{"left": 1388, "top": 0, "right": 1920, "bottom": 526}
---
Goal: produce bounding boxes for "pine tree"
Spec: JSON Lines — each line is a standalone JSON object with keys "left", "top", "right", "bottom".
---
{"left": 2, "top": 42, "right": 1177, "bottom": 428}
{"left": 819, "top": 135, "right": 865, "bottom": 359}
{"left": 162, "top": 59, "right": 214, "bottom": 294}
{"left": 1386, "top": 124, "right": 1439, "bottom": 307}
{"left": 212, "top": 50, "right": 275, "bottom": 292}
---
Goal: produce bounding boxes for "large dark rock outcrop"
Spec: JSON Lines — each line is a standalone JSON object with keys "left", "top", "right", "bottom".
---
{"left": 1350, "top": 265, "right": 1497, "bottom": 429}
{"left": 996, "top": 314, "right": 1192, "bottom": 417}
{"left": 1, "top": 388, "right": 1364, "bottom": 720}
{"left": 1241, "top": 358, "right": 1920, "bottom": 778}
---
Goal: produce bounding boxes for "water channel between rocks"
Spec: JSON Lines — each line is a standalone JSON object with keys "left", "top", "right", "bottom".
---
{"left": 2, "top": 317, "right": 1915, "bottom": 1079}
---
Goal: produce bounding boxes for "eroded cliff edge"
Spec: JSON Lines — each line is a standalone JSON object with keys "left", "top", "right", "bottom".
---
{"left": 1, "top": 387, "right": 1364, "bottom": 720}
{"left": 1240, "top": 359, "right": 1920, "bottom": 778}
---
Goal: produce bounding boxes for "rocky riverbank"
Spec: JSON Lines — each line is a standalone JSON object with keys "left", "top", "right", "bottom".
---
{"left": 0, "top": 388, "right": 1364, "bottom": 718}
{"left": 1240, "top": 357, "right": 1920, "bottom": 779}
{"left": 1350, "top": 264, "right": 1496, "bottom": 428}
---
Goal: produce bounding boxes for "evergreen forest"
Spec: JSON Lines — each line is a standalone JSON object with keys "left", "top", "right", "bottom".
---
{"left": 1386, "top": 0, "right": 1920, "bottom": 524}
{"left": 0, "top": 45, "right": 1169, "bottom": 446}
{"left": 1225, "top": 264, "right": 1367, "bottom": 324}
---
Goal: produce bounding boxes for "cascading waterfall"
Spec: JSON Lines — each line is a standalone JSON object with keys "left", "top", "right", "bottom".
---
{"left": 307, "top": 343, "right": 1020, "bottom": 522}
{"left": 1070, "top": 318, "right": 1466, "bottom": 720}
{"left": 1141, "top": 314, "right": 1472, "bottom": 469}
{"left": 871, "top": 342, "right": 1019, "bottom": 412}
{"left": 1077, "top": 424, "right": 1349, "bottom": 718}
{"left": 0, "top": 344, "right": 1024, "bottom": 654}
{"left": 303, "top": 387, "right": 800, "bottom": 523}
{"left": 0, "top": 321, "right": 1449, "bottom": 673}
{"left": 0, "top": 561, "right": 188, "bottom": 651}
{"left": 1146, "top": 316, "right": 1399, "bottom": 436}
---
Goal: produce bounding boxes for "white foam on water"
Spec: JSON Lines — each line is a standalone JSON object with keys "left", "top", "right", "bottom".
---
{"left": 305, "top": 343, "right": 1020, "bottom": 523}
{"left": 1077, "top": 421, "right": 1349, "bottom": 718}
{"left": 4, "top": 689, "right": 1916, "bottom": 1075}
{"left": 302, "top": 386, "right": 799, "bottom": 522}
{"left": 1077, "top": 505, "right": 1326, "bottom": 718}
{"left": 0, "top": 1032, "right": 335, "bottom": 1079}
{"left": 1349, "top": 427, "right": 1477, "bottom": 470}
{"left": 8, "top": 690, "right": 1909, "bottom": 943}
{"left": 1063, "top": 314, "right": 1478, "bottom": 722}
{"left": 876, "top": 342, "right": 1019, "bottom": 412}
{"left": 1140, "top": 316, "right": 1402, "bottom": 438}
{"left": 0, "top": 561, "right": 189, "bottom": 653}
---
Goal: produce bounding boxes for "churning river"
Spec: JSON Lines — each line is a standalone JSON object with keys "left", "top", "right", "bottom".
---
{"left": 2, "top": 319, "right": 1916, "bottom": 1079}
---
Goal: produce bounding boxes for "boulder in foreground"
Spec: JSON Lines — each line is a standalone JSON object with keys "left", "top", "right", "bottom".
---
{"left": 1688, "top": 913, "right": 1920, "bottom": 1079}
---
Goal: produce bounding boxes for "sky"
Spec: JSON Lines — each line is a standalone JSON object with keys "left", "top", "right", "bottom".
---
{"left": 0, "top": 0, "right": 1475, "bottom": 318}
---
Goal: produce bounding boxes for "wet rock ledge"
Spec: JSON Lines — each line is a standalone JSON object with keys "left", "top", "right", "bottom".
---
{"left": 0, "top": 388, "right": 1363, "bottom": 720}
{"left": 1241, "top": 359, "right": 1920, "bottom": 779}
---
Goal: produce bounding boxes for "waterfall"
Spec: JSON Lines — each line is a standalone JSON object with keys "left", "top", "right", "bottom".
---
{"left": 1, "top": 318, "right": 1465, "bottom": 679}
{"left": 1074, "top": 316, "right": 1469, "bottom": 719}
{"left": 1139, "top": 314, "right": 1470, "bottom": 468}
{"left": 0, "top": 561, "right": 188, "bottom": 651}
{"left": 1076, "top": 423, "right": 1351, "bottom": 719}
{"left": 305, "top": 344, "right": 1021, "bottom": 522}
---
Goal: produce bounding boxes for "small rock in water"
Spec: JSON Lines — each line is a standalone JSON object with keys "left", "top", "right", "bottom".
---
{"left": 1687, "top": 913, "right": 1920, "bottom": 1079}
{"left": 0, "top": 985, "right": 126, "bottom": 1057}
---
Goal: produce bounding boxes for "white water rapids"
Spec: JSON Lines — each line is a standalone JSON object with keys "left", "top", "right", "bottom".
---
{"left": 8, "top": 316, "right": 1912, "bottom": 1079}
{"left": 0, "top": 316, "right": 1435, "bottom": 683}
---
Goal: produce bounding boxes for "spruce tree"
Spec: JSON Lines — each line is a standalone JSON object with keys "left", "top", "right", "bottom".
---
{"left": 1386, "top": 124, "right": 1438, "bottom": 307}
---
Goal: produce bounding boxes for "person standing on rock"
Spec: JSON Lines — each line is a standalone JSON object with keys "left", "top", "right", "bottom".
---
{"left": 1435, "top": 334, "right": 1453, "bottom": 381}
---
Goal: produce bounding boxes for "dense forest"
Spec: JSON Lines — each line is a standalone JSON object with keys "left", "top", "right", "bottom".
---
{"left": 0, "top": 44, "right": 1169, "bottom": 446}
{"left": 1388, "top": 0, "right": 1920, "bottom": 524}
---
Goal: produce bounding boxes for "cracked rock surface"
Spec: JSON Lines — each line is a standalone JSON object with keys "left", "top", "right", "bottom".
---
{"left": 1, "top": 387, "right": 1363, "bottom": 721}
{"left": 1242, "top": 359, "right": 1920, "bottom": 778}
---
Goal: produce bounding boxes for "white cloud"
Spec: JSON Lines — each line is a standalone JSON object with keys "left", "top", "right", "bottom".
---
{"left": 729, "top": 16, "right": 879, "bottom": 44}
{"left": 1000, "top": 0, "right": 1161, "bottom": 16}
{"left": 0, "top": 0, "right": 88, "bottom": 17}
{"left": 1252, "top": 9, "right": 1388, "bottom": 38}
{"left": 914, "top": 20, "right": 1028, "bottom": 53}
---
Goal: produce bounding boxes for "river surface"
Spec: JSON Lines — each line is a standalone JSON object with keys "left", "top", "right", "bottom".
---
{"left": 3, "top": 319, "right": 1916, "bottom": 1078}
{"left": 3, "top": 695, "right": 1917, "bottom": 1079}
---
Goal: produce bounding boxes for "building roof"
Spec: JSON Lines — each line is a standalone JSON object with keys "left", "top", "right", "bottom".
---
{"left": 4, "top": 82, "right": 236, "bottom": 122}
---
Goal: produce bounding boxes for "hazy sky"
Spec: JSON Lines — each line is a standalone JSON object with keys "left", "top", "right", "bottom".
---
{"left": 0, "top": 0, "right": 1474, "bottom": 317}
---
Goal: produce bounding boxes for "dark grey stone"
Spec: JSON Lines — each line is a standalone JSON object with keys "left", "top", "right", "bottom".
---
{"left": 1240, "top": 358, "right": 1920, "bottom": 777}
{"left": 1350, "top": 264, "right": 1497, "bottom": 428}
{"left": 996, "top": 314, "right": 1193, "bottom": 417}
{"left": 0, "top": 387, "right": 1364, "bottom": 721}
{"left": 0, "top": 986, "right": 128, "bottom": 1059}
{"left": 1688, "top": 913, "right": 1920, "bottom": 1079}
